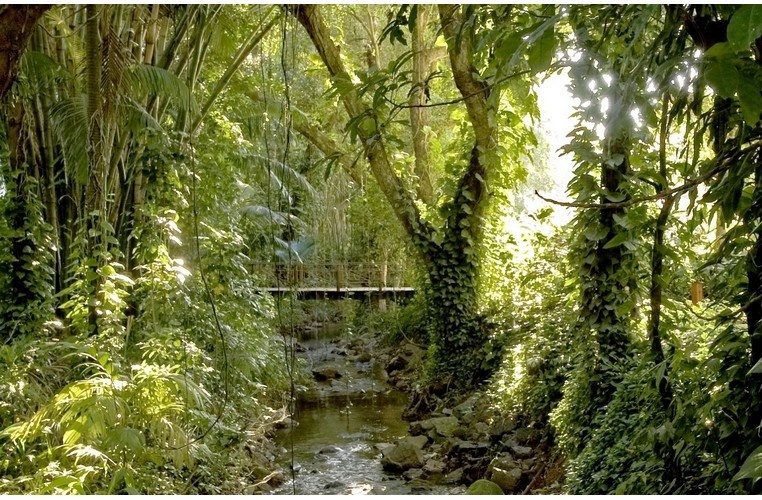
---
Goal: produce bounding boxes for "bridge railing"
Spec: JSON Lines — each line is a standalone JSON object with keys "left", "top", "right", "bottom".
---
{"left": 250, "top": 261, "right": 411, "bottom": 290}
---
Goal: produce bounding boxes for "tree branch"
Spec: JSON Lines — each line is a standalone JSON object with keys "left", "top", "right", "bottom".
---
{"left": 191, "top": 8, "right": 279, "bottom": 135}
{"left": 290, "top": 5, "right": 432, "bottom": 250}
{"left": 245, "top": 89, "right": 364, "bottom": 187}
{"left": 534, "top": 158, "right": 735, "bottom": 210}
{"left": 437, "top": 4, "right": 497, "bottom": 242}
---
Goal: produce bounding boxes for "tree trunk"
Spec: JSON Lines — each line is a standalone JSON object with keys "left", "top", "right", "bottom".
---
{"left": 409, "top": 5, "right": 434, "bottom": 207}
{"left": 292, "top": 4, "right": 498, "bottom": 389}
{"left": 0, "top": 5, "right": 50, "bottom": 101}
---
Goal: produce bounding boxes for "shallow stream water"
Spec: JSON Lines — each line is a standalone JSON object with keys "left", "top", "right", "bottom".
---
{"left": 271, "top": 325, "right": 459, "bottom": 495}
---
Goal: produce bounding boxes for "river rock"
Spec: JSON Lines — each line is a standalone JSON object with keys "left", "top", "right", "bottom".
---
{"left": 408, "top": 478, "right": 433, "bottom": 493}
{"left": 451, "top": 440, "right": 490, "bottom": 457}
{"left": 490, "top": 466, "right": 522, "bottom": 494}
{"left": 487, "top": 454, "right": 523, "bottom": 494}
{"left": 273, "top": 416, "right": 296, "bottom": 430}
{"left": 510, "top": 444, "right": 534, "bottom": 459}
{"left": 514, "top": 427, "right": 540, "bottom": 445}
{"left": 318, "top": 445, "right": 342, "bottom": 455}
{"left": 466, "top": 479, "right": 504, "bottom": 495}
{"left": 444, "top": 467, "right": 464, "bottom": 484}
{"left": 488, "top": 454, "right": 518, "bottom": 474}
{"left": 353, "top": 351, "right": 372, "bottom": 363}
{"left": 386, "top": 355, "right": 408, "bottom": 373}
{"left": 244, "top": 483, "right": 271, "bottom": 494}
{"left": 423, "top": 458, "right": 446, "bottom": 474}
{"left": 375, "top": 442, "right": 394, "bottom": 454}
{"left": 312, "top": 367, "right": 342, "bottom": 381}
{"left": 401, "top": 435, "right": 428, "bottom": 450}
{"left": 489, "top": 417, "right": 517, "bottom": 440}
{"left": 474, "top": 422, "right": 489, "bottom": 435}
{"left": 381, "top": 442, "right": 424, "bottom": 472}
{"left": 426, "top": 416, "right": 459, "bottom": 438}
{"left": 403, "top": 468, "right": 424, "bottom": 480}
{"left": 453, "top": 395, "right": 479, "bottom": 420}
{"left": 324, "top": 480, "right": 345, "bottom": 490}
{"left": 408, "top": 420, "right": 426, "bottom": 436}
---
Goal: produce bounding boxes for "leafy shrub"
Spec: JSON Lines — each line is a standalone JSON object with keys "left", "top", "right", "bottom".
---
{"left": 566, "top": 355, "right": 665, "bottom": 494}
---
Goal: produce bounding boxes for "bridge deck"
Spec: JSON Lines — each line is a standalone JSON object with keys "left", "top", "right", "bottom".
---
{"left": 259, "top": 286, "right": 415, "bottom": 299}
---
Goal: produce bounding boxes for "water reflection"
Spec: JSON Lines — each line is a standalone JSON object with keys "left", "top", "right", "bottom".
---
{"left": 273, "top": 391, "right": 411, "bottom": 495}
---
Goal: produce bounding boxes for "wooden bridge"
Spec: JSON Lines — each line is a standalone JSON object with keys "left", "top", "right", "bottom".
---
{"left": 253, "top": 262, "right": 415, "bottom": 301}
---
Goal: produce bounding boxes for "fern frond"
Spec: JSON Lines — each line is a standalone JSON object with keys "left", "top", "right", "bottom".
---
{"left": 121, "top": 98, "right": 163, "bottom": 133}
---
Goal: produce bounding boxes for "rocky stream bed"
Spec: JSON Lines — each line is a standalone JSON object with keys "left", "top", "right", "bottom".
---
{"left": 250, "top": 323, "right": 564, "bottom": 495}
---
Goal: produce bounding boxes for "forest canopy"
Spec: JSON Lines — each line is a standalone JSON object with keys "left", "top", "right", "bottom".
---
{"left": 0, "top": 3, "right": 762, "bottom": 494}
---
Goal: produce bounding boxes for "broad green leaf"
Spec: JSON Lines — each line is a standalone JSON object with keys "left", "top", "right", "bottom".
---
{"left": 748, "top": 356, "right": 762, "bottom": 375}
{"left": 603, "top": 232, "right": 630, "bottom": 249}
{"left": 738, "top": 78, "right": 762, "bottom": 125}
{"left": 704, "top": 42, "right": 734, "bottom": 58}
{"left": 528, "top": 25, "right": 555, "bottom": 74}
{"left": 585, "top": 225, "right": 608, "bottom": 242}
{"left": 733, "top": 444, "right": 762, "bottom": 480}
{"left": 605, "top": 191, "right": 627, "bottom": 203}
{"left": 728, "top": 5, "right": 762, "bottom": 51}
{"left": 704, "top": 60, "right": 739, "bottom": 98}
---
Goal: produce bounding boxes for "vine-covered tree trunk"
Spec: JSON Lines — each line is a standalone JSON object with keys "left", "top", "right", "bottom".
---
{"left": 292, "top": 4, "right": 497, "bottom": 390}
{"left": 0, "top": 7, "right": 54, "bottom": 338}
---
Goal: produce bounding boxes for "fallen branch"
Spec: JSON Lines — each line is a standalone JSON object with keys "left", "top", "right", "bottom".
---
{"left": 521, "top": 460, "right": 547, "bottom": 495}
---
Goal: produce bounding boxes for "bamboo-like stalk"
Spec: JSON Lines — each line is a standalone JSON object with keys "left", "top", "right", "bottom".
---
{"left": 190, "top": 7, "right": 279, "bottom": 135}
{"left": 143, "top": 4, "right": 160, "bottom": 65}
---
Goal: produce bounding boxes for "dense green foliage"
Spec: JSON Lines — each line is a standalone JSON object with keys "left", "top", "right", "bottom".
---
{"left": 1, "top": 3, "right": 762, "bottom": 495}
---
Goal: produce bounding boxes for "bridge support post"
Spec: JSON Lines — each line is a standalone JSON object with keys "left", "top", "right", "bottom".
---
{"left": 336, "top": 263, "right": 346, "bottom": 292}
{"left": 377, "top": 261, "right": 388, "bottom": 312}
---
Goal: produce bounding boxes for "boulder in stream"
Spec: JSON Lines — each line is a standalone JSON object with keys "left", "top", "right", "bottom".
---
{"left": 466, "top": 479, "right": 504, "bottom": 495}
{"left": 317, "top": 445, "right": 342, "bottom": 455}
{"left": 428, "top": 416, "right": 460, "bottom": 438}
{"left": 487, "top": 454, "right": 523, "bottom": 494}
{"left": 386, "top": 355, "right": 408, "bottom": 373}
{"left": 400, "top": 435, "right": 428, "bottom": 450}
{"left": 312, "top": 367, "right": 343, "bottom": 381}
{"left": 381, "top": 441, "right": 425, "bottom": 472}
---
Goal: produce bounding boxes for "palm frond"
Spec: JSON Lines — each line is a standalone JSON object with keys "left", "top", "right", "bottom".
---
{"left": 241, "top": 205, "right": 302, "bottom": 227}
{"left": 126, "top": 64, "right": 198, "bottom": 114}
{"left": 252, "top": 153, "right": 317, "bottom": 198}
{"left": 100, "top": 22, "right": 128, "bottom": 113}
{"left": 121, "top": 98, "right": 163, "bottom": 133}
{"left": 19, "top": 51, "right": 71, "bottom": 93}
{"left": 273, "top": 236, "right": 315, "bottom": 263}
{"left": 49, "top": 96, "right": 88, "bottom": 186}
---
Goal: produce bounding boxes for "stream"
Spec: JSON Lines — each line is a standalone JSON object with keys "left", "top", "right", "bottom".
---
{"left": 271, "top": 324, "right": 461, "bottom": 495}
